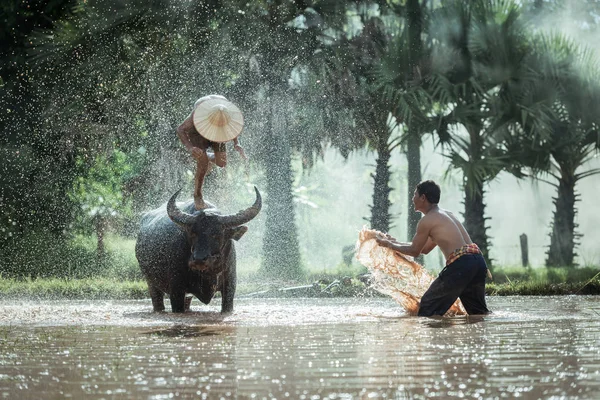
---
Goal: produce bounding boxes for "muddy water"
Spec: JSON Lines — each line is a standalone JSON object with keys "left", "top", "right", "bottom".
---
{"left": 1, "top": 296, "right": 599, "bottom": 399}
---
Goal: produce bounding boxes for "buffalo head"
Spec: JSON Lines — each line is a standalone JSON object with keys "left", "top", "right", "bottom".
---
{"left": 166, "top": 187, "right": 261, "bottom": 272}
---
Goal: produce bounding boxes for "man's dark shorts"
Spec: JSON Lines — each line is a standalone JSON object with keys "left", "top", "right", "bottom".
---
{"left": 418, "top": 253, "right": 490, "bottom": 317}
{"left": 189, "top": 132, "right": 227, "bottom": 153}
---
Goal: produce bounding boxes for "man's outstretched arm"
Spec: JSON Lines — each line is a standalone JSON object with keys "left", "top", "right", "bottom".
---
{"left": 376, "top": 220, "right": 431, "bottom": 257}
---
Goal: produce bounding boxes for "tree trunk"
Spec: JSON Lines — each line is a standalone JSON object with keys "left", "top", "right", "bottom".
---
{"left": 95, "top": 215, "right": 106, "bottom": 259}
{"left": 370, "top": 136, "right": 392, "bottom": 232}
{"left": 406, "top": 132, "right": 422, "bottom": 239}
{"left": 546, "top": 171, "right": 577, "bottom": 267}
{"left": 405, "top": 0, "right": 423, "bottom": 240}
{"left": 259, "top": 100, "right": 303, "bottom": 280}
{"left": 462, "top": 125, "right": 491, "bottom": 267}
{"left": 463, "top": 179, "right": 491, "bottom": 267}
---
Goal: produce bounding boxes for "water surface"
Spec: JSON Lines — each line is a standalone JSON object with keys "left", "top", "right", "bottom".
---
{"left": 1, "top": 296, "right": 599, "bottom": 399}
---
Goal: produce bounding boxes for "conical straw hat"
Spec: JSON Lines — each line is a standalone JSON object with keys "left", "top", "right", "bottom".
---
{"left": 192, "top": 98, "right": 244, "bottom": 143}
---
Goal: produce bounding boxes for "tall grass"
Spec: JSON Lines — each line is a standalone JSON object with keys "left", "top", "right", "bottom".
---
{"left": 491, "top": 265, "right": 600, "bottom": 284}
{"left": 0, "top": 277, "right": 148, "bottom": 299}
{"left": 486, "top": 265, "right": 600, "bottom": 295}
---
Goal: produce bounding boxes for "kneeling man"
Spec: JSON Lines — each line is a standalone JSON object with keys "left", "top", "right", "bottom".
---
{"left": 376, "top": 180, "right": 491, "bottom": 316}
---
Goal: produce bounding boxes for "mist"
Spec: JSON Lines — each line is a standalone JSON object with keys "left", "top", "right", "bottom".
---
{"left": 287, "top": 141, "right": 600, "bottom": 271}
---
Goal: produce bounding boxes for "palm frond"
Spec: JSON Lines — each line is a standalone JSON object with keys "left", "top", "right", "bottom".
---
{"left": 576, "top": 167, "right": 600, "bottom": 181}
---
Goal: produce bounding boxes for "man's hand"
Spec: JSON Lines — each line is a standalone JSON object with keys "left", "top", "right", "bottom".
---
{"left": 376, "top": 232, "right": 397, "bottom": 244}
{"left": 383, "top": 233, "right": 397, "bottom": 242}
{"left": 234, "top": 144, "right": 247, "bottom": 160}
{"left": 375, "top": 234, "right": 395, "bottom": 248}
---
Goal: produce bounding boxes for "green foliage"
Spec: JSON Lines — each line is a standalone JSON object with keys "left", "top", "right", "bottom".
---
{"left": 0, "top": 0, "right": 76, "bottom": 130}
{"left": 69, "top": 149, "right": 135, "bottom": 234}
{"left": 3, "top": 0, "right": 600, "bottom": 278}
{"left": 487, "top": 280, "right": 600, "bottom": 296}
{"left": 422, "top": 0, "right": 534, "bottom": 265}
{"left": 0, "top": 231, "right": 102, "bottom": 279}
{"left": 496, "top": 32, "right": 600, "bottom": 266}
{"left": 0, "top": 277, "right": 147, "bottom": 299}
{"left": 0, "top": 145, "right": 37, "bottom": 242}
{"left": 0, "top": 231, "right": 141, "bottom": 280}
{"left": 490, "top": 265, "right": 600, "bottom": 285}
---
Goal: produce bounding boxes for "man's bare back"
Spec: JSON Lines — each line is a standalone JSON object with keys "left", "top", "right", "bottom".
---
{"left": 420, "top": 208, "right": 472, "bottom": 260}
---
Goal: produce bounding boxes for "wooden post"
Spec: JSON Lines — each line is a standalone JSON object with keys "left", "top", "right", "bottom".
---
{"left": 519, "top": 233, "right": 529, "bottom": 267}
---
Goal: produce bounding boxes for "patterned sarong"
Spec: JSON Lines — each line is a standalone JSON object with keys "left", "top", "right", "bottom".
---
{"left": 445, "top": 243, "right": 482, "bottom": 266}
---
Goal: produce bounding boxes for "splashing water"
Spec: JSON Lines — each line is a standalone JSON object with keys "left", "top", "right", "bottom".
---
{"left": 356, "top": 227, "right": 466, "bottom": 316}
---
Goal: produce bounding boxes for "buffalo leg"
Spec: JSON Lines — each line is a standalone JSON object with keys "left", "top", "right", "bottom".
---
{"left": 170, "top": 289, "right": 187, "bottom": 313}
{"left": 184, "top": 295, "right": 192, "bottom": 312}
{"left": 148, "top": 284, "right": 165, "bottom": 312}
{"left": 221, "top": 278, "right": 236, "bottom": 314}
{"left": 221, "top": 251, "right": 237, "bottom": 314}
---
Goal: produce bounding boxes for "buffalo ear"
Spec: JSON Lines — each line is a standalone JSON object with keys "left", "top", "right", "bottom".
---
{"left": 228, "top": 225, "right": 248, "bottom": 241}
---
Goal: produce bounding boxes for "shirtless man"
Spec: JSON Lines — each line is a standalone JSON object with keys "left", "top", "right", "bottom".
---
{"left": 177, "top": 95, "right": 246, "bottom": 210}
{"left": 376, "top": 180, "right": 490, "bottom": 316}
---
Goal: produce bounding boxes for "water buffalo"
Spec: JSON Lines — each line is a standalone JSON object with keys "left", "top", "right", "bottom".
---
{"left": 135, "top": 187, "right": 261, "bottom": 313}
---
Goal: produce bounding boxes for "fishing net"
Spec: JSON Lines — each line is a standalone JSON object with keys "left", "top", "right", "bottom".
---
{"left": 356, "top": 227, "right": 466, "bottom": 316}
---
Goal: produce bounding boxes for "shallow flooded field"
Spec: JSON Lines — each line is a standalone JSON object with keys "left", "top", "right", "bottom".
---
{"left": 1, "top": 296, "right": 599, "bottom": 399}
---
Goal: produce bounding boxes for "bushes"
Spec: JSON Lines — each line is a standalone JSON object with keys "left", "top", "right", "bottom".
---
{"left": 491, "top": 265, "right": 600, "bottom": 285}
{"left": 0, "top": 231, "right": 141, "bottom": 280}
{"left": 546, "top": 267, "right": 600, "bottom": 284}
{"left": 492, "top": 266, "right": 533, "bottom": 284}
{"left": 1, "top": 232, "right": 98, "bottom": 279}
{"left": 486, "top": 265, "right": 600, "bottom": 295}
{"left": 0, "top": 277, "right": 148, "bottom": 299}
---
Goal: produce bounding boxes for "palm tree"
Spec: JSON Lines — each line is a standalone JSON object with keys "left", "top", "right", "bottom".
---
{"left": 351, "top": 17, "right": 398, "bottom": 233}
{"left": 404, "top": 0, "right": 427, "bottom": 240}
{"left": 321, "top": 13, "right": 399, "bottom": 233}
{"left": 328, "top": 2, "right": 434, "bottom": 235}
{"left": 375, "top": 0, "right": 437, "bottom": 240}
{"left": 426, "top": 0, "right": 530, "bottom": 266}
{"left": 495, "top": 33, "right": 600, "bottom": 266}
{"left": 222, "top": 0, "right": 354, "bottom": 280}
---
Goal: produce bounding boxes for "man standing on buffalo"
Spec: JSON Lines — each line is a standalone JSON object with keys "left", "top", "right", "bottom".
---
{"left": 176, "top": 95, "right": 247, "bottom": 210}
{"left": 376, "top": 180, "right": 491, "bottom": 317}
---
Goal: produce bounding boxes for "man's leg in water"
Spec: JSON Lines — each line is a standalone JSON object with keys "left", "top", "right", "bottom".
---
{"left": 418, "top": 256, "right": 480, "bottom": 317}
{"left": 418, "top": 275, "right": 463, "bottom": 317}
{"left": 194, "top": 150, "right": 210, "bottom": 210}
{"left": 458, "top": 254, "right": 490, "bottom": 315}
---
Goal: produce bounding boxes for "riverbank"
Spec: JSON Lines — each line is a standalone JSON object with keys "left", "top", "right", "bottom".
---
{"left": 0, "top": 271, "right": 598, "bottom": 299}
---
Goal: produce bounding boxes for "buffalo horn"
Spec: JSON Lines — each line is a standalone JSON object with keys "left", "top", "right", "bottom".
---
{"left": 167, "top": 189, "right": 197, "bottom": 226}
{"left": 219, "top": 186, "right": 262, "bottom": 227}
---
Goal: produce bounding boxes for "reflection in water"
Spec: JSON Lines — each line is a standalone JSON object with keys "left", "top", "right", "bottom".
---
{"left": 143, "top": 325, "right": 235, "bottom": 338}
{"left": 418, "top": 314, "right": 487, "bottom": 328}
{"left": 0, "top": 296, "right": 599, "bottom": 399}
